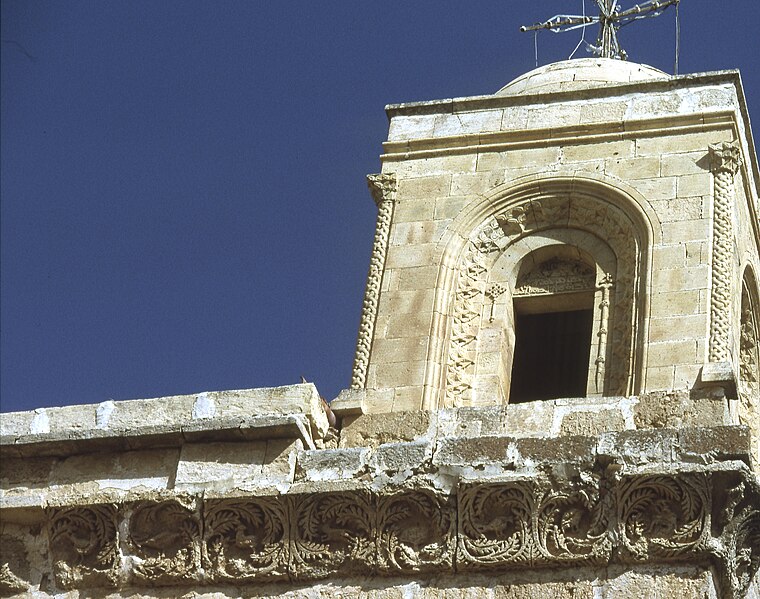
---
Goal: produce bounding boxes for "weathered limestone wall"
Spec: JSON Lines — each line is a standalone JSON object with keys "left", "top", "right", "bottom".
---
{"left": 2, "top": 388, "right": 758, "bottom": 598}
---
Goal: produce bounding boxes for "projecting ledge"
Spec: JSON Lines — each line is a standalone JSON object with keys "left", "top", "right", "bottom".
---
{"left": 0, "top": 384, "right": 330, "bottom": 457}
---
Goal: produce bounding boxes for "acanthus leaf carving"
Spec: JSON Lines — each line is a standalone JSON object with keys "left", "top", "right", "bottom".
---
{"left": 203, "top": 497, "right": 289, "bottom": 582}
{"left": 457, "top": 481, "right": 533, "bottom": 569}
{"left": 376, "top": 489, "right": 454, "bottom": 574}
{"left": 534, "top": 482, "right": 611, "bottom": 567}
{"left": 617, "top": 474, "right": 709, "bottom": 562}
{"left": 291, "top": 491, "right": 375, "bottom": 578}
{"left": 48, "top": 504, "right": 119, "bottom": 589}
{"left": 128, "top": 499, "right": 201, "bottom": 584}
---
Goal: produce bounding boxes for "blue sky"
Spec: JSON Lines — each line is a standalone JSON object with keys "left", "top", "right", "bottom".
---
{"left": 2, "top": 1, "right": 759, "bottom": 413}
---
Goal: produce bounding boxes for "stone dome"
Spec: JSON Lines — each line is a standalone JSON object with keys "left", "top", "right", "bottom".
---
{"left": 496, "top": 57, "right": 670, "bottom": 96}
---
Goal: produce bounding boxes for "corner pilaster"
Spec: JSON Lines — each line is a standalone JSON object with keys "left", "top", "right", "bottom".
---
{"left": 707, "top": 141, "right": 742, "bottom": 368}
{"left": 351, "top": 174, "right": 397, "bottom": 389}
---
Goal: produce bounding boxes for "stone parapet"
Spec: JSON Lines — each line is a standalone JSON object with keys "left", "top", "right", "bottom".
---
{"left": 0, "top": 384, "right": 329, "bottom": 457}
{"left": 2, "top": 398, "right": 758, "bottom": 598}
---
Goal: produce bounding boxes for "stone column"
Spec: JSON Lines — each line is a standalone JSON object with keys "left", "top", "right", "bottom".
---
{"left": 707, "top": 141, "right": 742, "bottom": 364}
{"left": 350, "top": 173, "right": 396, "bottom": 389}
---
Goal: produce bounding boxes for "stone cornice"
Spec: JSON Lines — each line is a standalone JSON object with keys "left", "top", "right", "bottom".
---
{"left": 381, "top": 111, "right": 736, "bottom": 161}
{"left": 383, "top": 70, "right": 743, "bottom": 118}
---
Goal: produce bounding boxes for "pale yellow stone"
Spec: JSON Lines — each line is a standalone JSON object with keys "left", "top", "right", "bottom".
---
{"left": 660, "top": 151, "right": 706, "bottom": 176}
{"left": 561, "top": 140, "right": 634, "bottom": 163}
{"left": 393, "top": 265, "right": 439, "bottom": 291}
{"left": 634, "top": 129, "right": 731, "bottom": 156}
{"left": 384, "top": 243, "right": 438, "bottom": 269}
{"left": 646, "top": 340, "right": 700, "bottom": 365}
{"left": 677, "top": 173, "right": 711, "bottom": 198}
{"left": 650, "top": 290, "right": 705, "bottom": 317}
{"left": 648, "top": 314, "right": 707, "bottom": 343}
{"left": 371, "top": 335, "right": 429, "bottom": 364}
{"left": 661, "top": 218, "right": 710, "bottom": 244}
{"left": 631, "top": 176, "right": 677, "bottom": 201}
{"left": 397, "top": 175, "right": 452, "bottom": 200}
{"left": 651, "top": 197, "right": 705, "bottom": 222}
{"left": 392, "top": 198, "right": 437, "bottom": 223}
{"left": 651, "top": 264, "right": 709, "bottom": 293}
{"left": 604, "top": 156, "right": 660, "bottom": 180}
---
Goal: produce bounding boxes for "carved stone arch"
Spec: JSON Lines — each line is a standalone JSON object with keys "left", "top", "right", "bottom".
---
{"left": 423, "top": 174, "right": 658, "bottom": 410}
{"left": 738, "top": 265, "right": 760, "bottom": 462}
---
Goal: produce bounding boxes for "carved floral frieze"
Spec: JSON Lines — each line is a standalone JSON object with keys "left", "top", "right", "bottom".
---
{"left": 41, "top": 471, "right": 759, "bottom": 598}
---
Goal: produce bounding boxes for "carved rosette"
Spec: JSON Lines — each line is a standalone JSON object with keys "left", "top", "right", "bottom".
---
{"left": 376, "top": 489, "right": 454, "bottom": 573}
{"left": 291, "top": 491, "right": 375, "bottom": 578}
{"left": 128, "top": 500, "right": 201, "bottom": 584}
{"left": 708, "top": 141, "right": 742, "bottom": 363}
{"left": 203, "top": 497, "right": 289, "bottom": 582}
{"left": 48, "top": 504, "right": 120, "bottom": 589}
{"left": 351, "top": 173, "right": 397, "bottom": 389}
{"left": 617, "top": 474, "right": 710, "bottom": 562}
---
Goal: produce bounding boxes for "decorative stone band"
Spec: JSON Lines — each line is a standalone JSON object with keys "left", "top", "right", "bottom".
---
{"left": 350, "top": 173, "right": 397, "bottom": 389}
{"left": 30, "top": 469, "right": 760, "bottom": 598}
{"left": 708, "top": 141, "right": 742, "bottom": 363}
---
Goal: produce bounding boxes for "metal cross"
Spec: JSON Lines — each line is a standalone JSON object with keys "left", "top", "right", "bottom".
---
{"left": 520, "top": 0, "right": 680, "bottom": 60}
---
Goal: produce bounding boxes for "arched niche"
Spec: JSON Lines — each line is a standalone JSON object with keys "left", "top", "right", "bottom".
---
{"left": 422, "top": 174, "right": 658, "bottom": 410}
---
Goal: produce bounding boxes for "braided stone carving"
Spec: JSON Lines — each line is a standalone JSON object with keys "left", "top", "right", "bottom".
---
{"left": 351, "top": 173, "right": 397, "bottom": 389}
{"left": 708, "top": 141, "right": 742, "bottom": 363}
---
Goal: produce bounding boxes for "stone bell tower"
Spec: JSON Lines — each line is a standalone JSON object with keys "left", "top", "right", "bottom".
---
{"left": 2, "top": 53, "right": 760, "bottom": 599}
{"left": 347, "top": 58, "right": 760, "bottom": 459}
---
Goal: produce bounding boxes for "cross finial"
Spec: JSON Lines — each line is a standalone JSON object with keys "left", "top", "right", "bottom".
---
{"left": 521, "top": 0, "right": 680, "bottom": 61}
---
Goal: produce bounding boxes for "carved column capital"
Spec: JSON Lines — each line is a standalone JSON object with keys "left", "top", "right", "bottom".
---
{"left": 367, "top": 173, "right": 397, "bottom": 207}
{"left": 709, "top": 140, "right": 742, "bottom": 175}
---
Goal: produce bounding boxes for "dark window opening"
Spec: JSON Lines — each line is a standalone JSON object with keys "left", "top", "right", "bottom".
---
{"left": 510, "top": 309, "right": 593, "bottom": 403}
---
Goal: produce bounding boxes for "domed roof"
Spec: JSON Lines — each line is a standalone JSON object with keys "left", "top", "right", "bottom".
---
{"left": 496, "top": 58, "right": 670, "bottom": 96}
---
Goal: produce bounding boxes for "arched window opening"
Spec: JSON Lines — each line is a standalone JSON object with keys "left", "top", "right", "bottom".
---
{"left": 509, "top": 256, "right": 598, "bottom": 403}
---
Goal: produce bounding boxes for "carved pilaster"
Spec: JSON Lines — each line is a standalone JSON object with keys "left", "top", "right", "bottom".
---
{"left": 708, "top": 141, "right": 742, "bottom": 363}
{"left": 351, "top": 173, "right": 397, "bottom": 389}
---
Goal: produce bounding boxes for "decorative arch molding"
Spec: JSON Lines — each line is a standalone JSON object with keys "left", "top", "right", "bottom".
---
{"left": 738, "top": 264, "right": 760, "bottom": 461}
{"left": 422, "top": 174, "right": 659, "bottom": 410}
